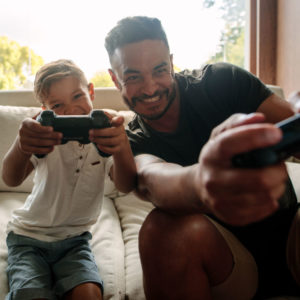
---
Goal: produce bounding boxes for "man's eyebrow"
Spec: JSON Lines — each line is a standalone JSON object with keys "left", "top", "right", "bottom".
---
{"left": 153, "top": 62, "right": 168, "bottom": 70}
{"left": 124, "top": 62, "right": 168, "bottom": 75}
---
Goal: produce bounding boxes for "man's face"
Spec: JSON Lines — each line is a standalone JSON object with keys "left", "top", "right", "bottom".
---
{"left": 42, "top": 76, "right": 94, "bottom": 115}
{"left": 109, "top": 40, "right": 177, "bottom": 120}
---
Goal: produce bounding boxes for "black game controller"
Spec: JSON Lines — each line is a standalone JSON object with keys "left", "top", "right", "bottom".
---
{"left": 36, "top": 110, "right": 111, "bottom": 158}
{"left": 232, "top": 113, "right": 300, "bottom": 168}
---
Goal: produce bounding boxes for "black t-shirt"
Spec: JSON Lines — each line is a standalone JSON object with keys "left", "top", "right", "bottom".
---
{"left": 128, "top": 63, "right": 272, "bottom": 165}
{"left": 127, "top": 62, "right": 299, "bottom": 296}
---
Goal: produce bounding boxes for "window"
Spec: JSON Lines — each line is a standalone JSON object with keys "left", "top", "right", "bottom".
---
{"left": 0, "top": 0, "right": 248, "bottom": 90}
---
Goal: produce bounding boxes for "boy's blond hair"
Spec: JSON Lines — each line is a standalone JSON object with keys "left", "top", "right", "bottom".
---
{"left": 34, "top": 59, "right": 88, "bottom": 103}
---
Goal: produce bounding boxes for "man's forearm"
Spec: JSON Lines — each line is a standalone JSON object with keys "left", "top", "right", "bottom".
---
{"left": 135, "top": 154, "right": 209, "bottom": 214}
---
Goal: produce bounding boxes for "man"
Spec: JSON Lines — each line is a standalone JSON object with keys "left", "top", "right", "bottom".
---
{"left": 105, "top": 16, "right": 300, "bottom": 299}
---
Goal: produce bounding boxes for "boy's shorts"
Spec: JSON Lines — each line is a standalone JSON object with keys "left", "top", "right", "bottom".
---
{"left": 6, "top": 231, "right": 103, "bottom": 300}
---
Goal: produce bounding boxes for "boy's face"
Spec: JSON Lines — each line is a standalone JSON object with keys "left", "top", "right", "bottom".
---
{"left": 42, "top": 76, "right": 94, "bottom": 115}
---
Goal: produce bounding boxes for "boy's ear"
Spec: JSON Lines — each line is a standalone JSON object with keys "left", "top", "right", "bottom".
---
{"left": 108, "top": 69, "right": 122, "bottom": 90}
{"left": 88, "top": 83, "right": 95, "bottom": 101}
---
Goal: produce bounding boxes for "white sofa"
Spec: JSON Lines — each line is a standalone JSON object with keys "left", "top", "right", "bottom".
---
{"left": 0, "top": 88, "right": 154, "bottom": 300}
{"left": 0, "top": 87, "right": 299, "bottom": 300}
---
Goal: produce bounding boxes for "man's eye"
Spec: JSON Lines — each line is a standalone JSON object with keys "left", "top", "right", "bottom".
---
{"left": 155, "top": 68, "right": 168, "bottom": 75}
{"left": 125, "top": 75, "right": 140, "bottom": 83}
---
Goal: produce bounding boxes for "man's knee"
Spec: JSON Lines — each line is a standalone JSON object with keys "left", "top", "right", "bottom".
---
{"left": 139, "top": 209, "right": 225, "bottom": 257}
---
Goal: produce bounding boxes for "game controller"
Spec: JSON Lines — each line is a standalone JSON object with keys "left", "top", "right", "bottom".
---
{"left": 232, "top": 113, "right": 300, "bottom": 168}
{"left": 36, "top": 110, "right": 111, "bottom": 158}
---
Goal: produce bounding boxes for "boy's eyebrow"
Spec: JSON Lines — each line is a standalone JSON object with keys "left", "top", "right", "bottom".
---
{"left": 124, "top": 68, "right": 140, "bottom": 75}
{"left": 123, "top": 62, "right": 168, "bottom": 75}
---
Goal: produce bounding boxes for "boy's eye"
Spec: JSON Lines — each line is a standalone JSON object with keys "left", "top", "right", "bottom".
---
{"left": 74, "top": 93, "right": 83, "bottom": 99}
{"left": 51, "top": 103, "right": 61, "bottom": 109}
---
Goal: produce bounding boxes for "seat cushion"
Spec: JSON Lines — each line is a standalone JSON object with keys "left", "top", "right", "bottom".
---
{"left": 0, "top": 193, "right": 125, "bottom": 300}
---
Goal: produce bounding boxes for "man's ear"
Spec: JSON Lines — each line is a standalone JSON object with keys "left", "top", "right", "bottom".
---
{"left": 88, "top": 83, "right": 95, "bottom": 101}
{"left": 108, "top": 69, "right": 122, "bottom": 90}
{"left": 170, "top": 54, "right": 175, "bottom": 77}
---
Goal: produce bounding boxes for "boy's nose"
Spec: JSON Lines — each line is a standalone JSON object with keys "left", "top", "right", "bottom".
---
{"left": 64, "top": 105, "right": 79, "bottom": 115}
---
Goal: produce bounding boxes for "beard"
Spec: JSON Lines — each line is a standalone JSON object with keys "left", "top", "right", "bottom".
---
{"left": 123, "top": 82, "right": 177, "bottom": 121}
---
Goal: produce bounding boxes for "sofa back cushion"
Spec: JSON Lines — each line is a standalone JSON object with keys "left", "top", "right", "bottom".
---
{"left": 0, "top": 105, "right": 41, "bottom": 192}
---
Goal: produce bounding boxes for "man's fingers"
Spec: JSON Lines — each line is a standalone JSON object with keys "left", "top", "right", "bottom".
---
{"left": 211, "top": 124, "right": 282, "bottom": 162}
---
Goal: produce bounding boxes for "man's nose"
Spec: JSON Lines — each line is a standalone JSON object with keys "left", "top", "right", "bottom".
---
{"left": 140, "top": 75, "right": 158, "bottom": 96}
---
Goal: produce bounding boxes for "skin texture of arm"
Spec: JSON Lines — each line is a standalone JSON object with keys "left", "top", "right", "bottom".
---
{"left": 2, "top": 135, "right": 34, "bottom": 186}
{"left": 135, "top": 154, "right": 210, "bottom": 214}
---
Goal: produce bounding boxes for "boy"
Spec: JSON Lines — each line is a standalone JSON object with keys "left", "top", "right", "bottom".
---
{"left": 2, "top": 59, "right": 137, "bottom": 300}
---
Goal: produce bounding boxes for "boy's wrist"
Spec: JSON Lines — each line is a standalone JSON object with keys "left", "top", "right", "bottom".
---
{"left": 17, "top": 137, "right": 32, "bottom": 157}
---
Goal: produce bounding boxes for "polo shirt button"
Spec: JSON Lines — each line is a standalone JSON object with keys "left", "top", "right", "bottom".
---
{"left": 76, "top": 169, "right": 80, "bottom": 173}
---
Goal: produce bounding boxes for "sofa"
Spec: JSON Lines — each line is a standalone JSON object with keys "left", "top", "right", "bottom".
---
{"left": 0, "top": 86, "right": 299, "bottom": 300}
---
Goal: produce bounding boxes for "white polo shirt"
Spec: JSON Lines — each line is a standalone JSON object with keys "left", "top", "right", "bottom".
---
{"left": 7, "top": 142, "right": 113, "bottom": 242}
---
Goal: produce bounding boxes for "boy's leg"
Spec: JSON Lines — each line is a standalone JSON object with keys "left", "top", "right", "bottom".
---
{"left": 6, "top": 232, "right": 56, "bottom": 300}
{"left": 52, "top": 232, "right": 103, "bottom": 300}
{"left": 63, "top": 282, "right": 102, "bottom": 300}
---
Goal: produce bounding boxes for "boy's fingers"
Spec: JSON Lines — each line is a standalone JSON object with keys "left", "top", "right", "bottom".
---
{"left": 111, "top": 115, "right": 124, "bottom": 127}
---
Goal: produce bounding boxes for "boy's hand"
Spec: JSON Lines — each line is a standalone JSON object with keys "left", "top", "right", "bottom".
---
{"left": 89, "top": 113, "right": 129, "bottom": 155}
{"left": 18, "top": 117, "right": 62, "bottom": 156}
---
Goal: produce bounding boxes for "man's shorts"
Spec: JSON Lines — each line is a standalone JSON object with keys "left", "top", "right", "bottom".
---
{"left": 207, "top": 206, "right": 300, "bottom": 300}
{"left": 6, "top": 231, "right": 103, "bottom": 300}
{"left": 206, "top": 216, "right": 258, "bottom": 300}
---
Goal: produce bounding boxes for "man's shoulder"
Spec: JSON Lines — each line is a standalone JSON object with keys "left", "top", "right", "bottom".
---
{"left": 177, "top": 63, "right": 246, "bottom": 80}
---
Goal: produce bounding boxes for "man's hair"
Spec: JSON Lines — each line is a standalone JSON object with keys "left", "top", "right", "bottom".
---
{"left": 34, "top": 59, "right": 88, "bottom": 102}
{"left": 105, "top": 16, "right": 169, "bottom": 60}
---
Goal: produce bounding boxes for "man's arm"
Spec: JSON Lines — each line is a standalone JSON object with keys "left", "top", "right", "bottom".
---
{"left": 134, "top": 116, "right": 287, "bottom": 226}
{"left": 135, "top": 154, "right": 209, "bottom": 214}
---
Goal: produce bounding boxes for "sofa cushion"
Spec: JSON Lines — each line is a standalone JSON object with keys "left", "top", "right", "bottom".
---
{"left": 0, "top": 193, "right": 126, "bottom": 300}
{"left": 0, "top": 105, "right": 41, "bottom": 192}
{"left": 114, "top": 192, "right": 154, "bottom": 299}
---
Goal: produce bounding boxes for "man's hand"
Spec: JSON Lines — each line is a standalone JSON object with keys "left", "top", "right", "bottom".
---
{"left": 196, "top": 118, "right": 287, "bottom": 226}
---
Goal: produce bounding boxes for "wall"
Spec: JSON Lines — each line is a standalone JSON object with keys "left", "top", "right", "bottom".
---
{"left": 276, "top": 0, "right": 300, "bottom": 98}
